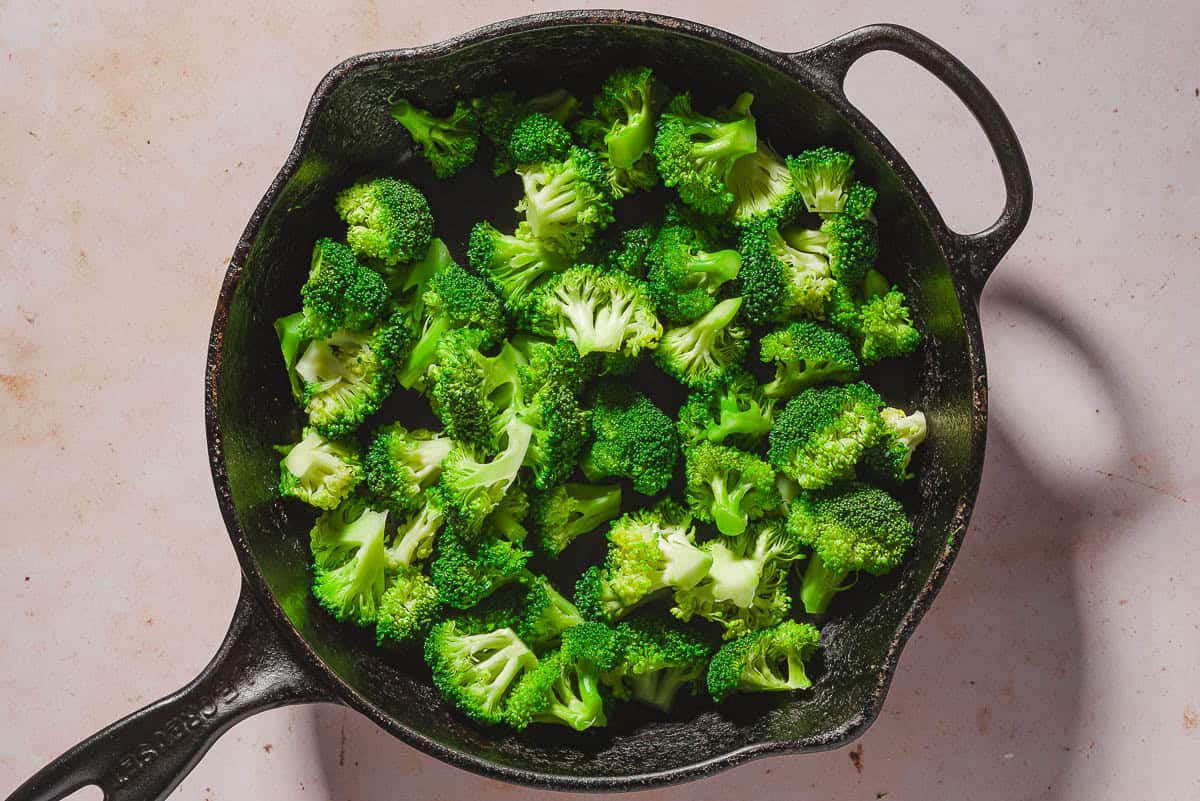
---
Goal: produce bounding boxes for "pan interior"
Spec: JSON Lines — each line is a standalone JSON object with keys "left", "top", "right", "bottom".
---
{"left": 214, "top": 20, "right": 978, "bottom": 782}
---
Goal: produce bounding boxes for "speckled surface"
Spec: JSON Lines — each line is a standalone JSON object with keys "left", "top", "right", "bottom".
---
{"left": 1, "top": 1, "right": 1197, "bottom": 800}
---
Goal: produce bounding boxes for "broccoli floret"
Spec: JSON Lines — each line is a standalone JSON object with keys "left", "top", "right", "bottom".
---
{"left": 300, "top": 238, "right": 389, "bottom": 338}
{"left": 386, "top": 237, "right": 453, "bottom": 321}
{"left": 527, "top": 265, "right": 662, "bottom": 360}
{"left": 573, "top": 66, "right": 666, "bottom": 197}
{"left": 706, "top": 620, "right": 821, "bottom": 702}
{"left": 509, "top": 112, "right": 572, "bottom": 164}
{"left": 427, "top": 331, "right": 523, "bottom": 450}
{"left": 684, "top": 442, "right": 779, "bottom": 536}
{"left": 787, "top": 147, "right": 855, "bottom": 214}
{"left": 531, "top": 482, "right": 623, "bottom": 558}
{"left": 736, "top": 219, "right": 836, "bottom": 325}
{"left": 787, "top": 481, "right": 914, "bottom": 614}
{"left": 671, "top": 521, "right": 798, "bottom": 639}
{"left": 397, "top": 262, "right": 506, "bottom": 390}
{"left": 759, "top": 321, "right": 860, "bottom": 399}
{"left": 439, "top": 416, "right": 533, "bottom": 533}
{"left": 486, "top": 480, "right": 532, "bottom": 543}
{"left": 425, "top": 620, "right": 538, "bottom": 724}
{"left": 473, "top": 89, "right": 579, "bottom": 175}
{"left": 839, "top": 181, "right": 877, "bottom": 221}
{"left": 467, "top": 221, "right": 568, "bottom": 311}
{"left": 334, "top": 178, "right": 434, "bottom": 267}
{"left": 824, "top": 280, "right": 862, "bottom": 334}
{"left": 573, "top": 502, "right": 712, "bottom": 623}
{"left": 506, "top": 622, "right": 620, "bottom": 731}
{"left": 862, "top": 407, "right": 928, "bottom": 484}
{"left": 781, "top": 216, "right": 879, "bottom": 286}
{"left": 653, "top": 92, "right": 758, "bottom": 215}
{"left": 581, "top": 383, "right": 680, "bottom": 496}
{"left": 275, "top": 312, "right": 309, "bottom": 403}
{"left": 295, "top": 312, "right": 411, "bottom": 439}
{"left": 607, "top": 616, "right": 716, "bottom": 712}
{"left": 858, "top": 287, "right": 921, "bottom": 364}
{"left": 726, "top": 142, "right": 800, "bottom": 225}
{"left": 515, "top": 147, "right": 614, "bottom": 257}
{"left": 375, "top": 568, "right": 441, "bottom": 646}
{"left": 363, "top": 423, "right": 452, "bottom": 515}
{"left": 389, "top": 98, "right": 479, "bottom": 179}
{"left": 516, "top": 575, "right": 586, "bottom": 648}
{"left": 645, "top": 225, "right": 741, "bottom": 323}
{"left": 383, "top": 487, "right": 446, "bottom": 570}
{"left": 676, "top": 370, "right": 775, "bottom": 450}
{"left": 309, "top": 499, "right": 389, "bottom": 626}
{"left": 600, "top": 222, "right": 658, "bottom": 278}
{"left": 654, "top": 297, "right": 747, "bottom": 389}
{"left": 518, "top": 381, "right": 589, "bottom": 490}
{"left": 767, "top": 382, "right": 883, "bottom": 489}
{"left": 509, "top": 335, "right": 593, "bottom": 397}
{"left": 430, "top": 525, "right": 531, "bottom": 610}
{"left": 278, "top": 427, "right": 362, "bottom": 510}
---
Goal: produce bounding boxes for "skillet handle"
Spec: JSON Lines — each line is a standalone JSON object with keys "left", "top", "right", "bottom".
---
{"left": 5, "top": 581, "right": 330, "bottom": 801}
{"left": 792, "top": 23, "right": 1033, "bottom": 293}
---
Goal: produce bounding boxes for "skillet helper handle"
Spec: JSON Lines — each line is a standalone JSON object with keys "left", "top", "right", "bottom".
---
{"left": 793, "top": 23, "right": 1033, "bottom": 293}
{"left": 6, "top": 581, "right": 329, "bottom": 801}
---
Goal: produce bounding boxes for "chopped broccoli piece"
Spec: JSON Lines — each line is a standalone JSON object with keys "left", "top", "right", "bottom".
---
{"left": 684, "top": 442, "right": 779, "bottom": 536}
{"left": 654, "top": 297, "right": 748, "bottom": 389}
{"left": 275, "top": 312, "right": 309, "bottom": 403}
{"left": 706, "top": 620, "right": 821, "bottom": 702}
{"left": 781, "top": 216, "right": 879, "bottom": 286}
{"left": 676, "top": 369, "right": 776, "bottom": 450}
{"left": 300, "top": 238, "right": 389, "bottom": 338}
{"left": 389, "top": 98, "right": 479, "bottom": 179}
{"left": 581, "top": 382, "right": 680, "bottom": 496}
{"left": 309, "top": 499, "right": 389, "bottom": 626}
{"left": 468, "top": 221, "right": 568, "bottom": 311}
{"left": 515, "top": 146, "right": 614, "bottom": 257}
{"left": 427, "top": 331, "right": 524, "bottom": 450}
{"left": 526, "top": 265, "right": 661, "bottom": 360}
{"left": 364, "top": 423, "right": 452, "bottom": 515}
{"left": 375, "top": 568, "right": 441, "bottom": 646}
{"left": 335, "top": 178, "right": 434, "bottom": 267}
{"left": 473, "top": 89, "right": 579, "bottom": 174}
{"left": 278, "top": 427, "right": 362, "bottom": 510}
{"left": 430, "top": 525, "right": 531, "bottom": 610}
{"left": 573, "top": 66, "right": 666, "bottom": 197}
{"left": 606, "top": 616, "right": 715, "bottom": 712}
{"left": 767, "top": 382, "right": 883, "bottom": 489}
{"left": 862, "top": 407, "right": 928, "bottom": 484}
{"left": 838, "top": 181, "right": 877, "bottom": 221}
{"left": 386, "top": 237, "right": 453, "bottom": 322}
{"left": 600, "top": 222, "right": 659, "bottom": 278}
{"left": 858, "top": 286, "right": 921, "bottom": 364}
{"left": 531, "top": 482, "right": 623, "bottom": 558}
{"left": 425, "top": 621, "right": 538, "bottom": 724}
{"left": 518, "top": 380, "right": 589, "bottom": 490}
{"left": 383, "top": 487, "right": 446, "bottom": 570}
{"left": 509, "top": 334, "right": 593, "bottom": 397}
{"left": 787, "top": 147, "right": 855, "bottom": 214}
{"left": 736, "top": 218, "right": 837, "bottom": 325}
{"left": 646, "top": 224, "right": 742, "bottom": 323}
{"left": 506, "top": 623, "right": 620, "bottom": 730}
{"left": 509, "top": 112, "right": 572, "bottom": 165}
{"left": 654, "top": 92, "right": 758, "bottom": 214}
{"left": 726, "top": 142, "right": 800, "bottom": 225}
{"left": 439, "top": 415, "right": 533, "bottom": 534}
{"left": 787, "top": 481, "right": 914, "bottom": 614}
{"left": 759, "top": 321, "right": 860, "bottom": 399}
{"left": 515, "top": 575, "right": 586, "bottom": 648}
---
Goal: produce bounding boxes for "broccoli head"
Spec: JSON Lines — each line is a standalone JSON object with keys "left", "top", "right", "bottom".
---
{"left": 684, "top": 442, "right": 779, "bottom": 536}
{"left": 600, "top": 222, "right": 659, "bottom": 279}
{"left": 383, "top": 487, "right": 446, "bottom": 570}
{"left": 572, "top": 66, "right": 666, "bottom": 198}
{"left": 505, "top": 622, "right": 621, "bottom": 731}
{"left": 515, "top": 146, "right": 614, "bottom": 257}
{"left": 862, "top": 406, "right": 928, "bottom": 485}
{"left": 787, "top": 481, "right": 914, "bottom": 614}
{"left": 736, "top": 218, "right": 837, "bottom": 325}
{"left": 654, "top": 297, "right": 748, "bottom": 390}
{"left": 424, "top": 620, "right": 538, "bottom": 724}
{"left": 386, "top": 237, "right": 453, "bottom": 322}
{"left": 509, "top": 112, "right": 572, "bottom": 165}
{"left": 767, "top": 382, "right": 883, "bottom": 489}
{"left": 375, "top": 568, "right": 441, "bottom": 646}
{"left": 676, "top": 369, "right": 775, "bottom": 450}
{"left": 759, "top": 321, "right": 860, "bottom": 399}
{"left": 335, "top": 178, "right": 434, "bottom": 267}
{"left": 839, "top": 181, "right": 877, "bottom": 221}
{"left": 467, "top": 221, "right": 568, "bottom": 311}
{"left": 646, "top": 224, "right": 742, "bottom": 323}
{"left": 726, "top": 142, "right": 800, "bottom": 225}
{"left": 519, "top": 380, "right": 589, "bottom": 490}
{"left": 787, "top": 147, "right": 855, "bottom": 214}
{"left": 706, "top": 620, "right": 821, "bottom": 702}
{"left": 509, "top": 334, "right": 593, "bottom": 397}
{"left": 389, "top": 98, "right": 479, "bottom": 179}
{"left": 653, "top": 92, "right": 758, "bottom": 214}
{"left": 581, "top": 382, "right": 680, "bottom": 496}
{"left": 427, "top": 331, "right": 523, "bottom": 450}
{"left": 275, "top": 312, "right": 309, "bottom": 403}
{"left": 858, "top": 286, "right": 921, "bottom": 364}
{"left": 300, "top": 238, "right": 389, "bottom": 338}
{"left": 527, "top": 265, "right": 662, "bottom": 360}
{"left": 531, "top": 482, "right": 623, "bottom": 558}
{"left": 473, "top": 89, "right": 579, "bottom": 174}
{"left": 781, "top": 216, "right": 879, "bottom": 286}
{"left": 309, "top": 499, "right": 389, "bottom": 626}
{"left": 430, "top": 524, "right": 531, "bottom": 610}
{"left": 606, "top": 616, "right": 716, "bottom": 712}
{"left": 278, "top": 427, "right": 362, "bottom": 511}
{"left": 364, "top": 423, "right": 452, "bottom": 515}
{"left": 439, "top": 415, "right": 533, "bottom": 534}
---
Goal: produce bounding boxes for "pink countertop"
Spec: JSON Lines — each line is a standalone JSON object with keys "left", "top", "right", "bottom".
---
{"left": 2, "top": 1, "right": 1197, "bottom": 799}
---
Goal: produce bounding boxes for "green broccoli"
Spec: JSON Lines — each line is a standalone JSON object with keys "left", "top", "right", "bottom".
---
{"left": 389, "top": 98, "right": 479, "bottom": 179}
{"left": 858, "top": 286, "right": 921, "bottom": 364}
{"left": 645, "top": 224, "right": 742, "bottom": 322}
{"left": 300, "top": 238, "right": 390, "bottom": 338}
{"left": 581, "top": 383, "right": 680, "bottom": 496}
{"left": 364, "top": 423, "right": 452, "bottom": 515}
{"left": 862, "top": 406, "right": 928, "bottom": 484}
{"left": 429, "top": 525, "right": 531, "bottom": 610}
{"left": 671, "top": 521, "right": 799, "bottom": 639}
{"left": 385, "top": 237, "right": 453, "bottom": 321}
{"left": 467, "top": 221, "right": 568, "bottom": 311}
{"left": 767, "top": 382, "right": 883, "bottom": 489}
{"left": 653, "top": 297, "right": 747, "bottom": 389}
{"left": 684, "top": 442, "right": 779, "bottom": 536}
{"left": 606, "top": 616, "right": 715, "bottom": 712}
{"left": 424, "top": 620, "right": 538, "bottom": 724}
{"left": 375, "top": 568, "right": 441, "bottom": 646}
{"left": 294, "top": 312, "right": 411, "bottom": 439}
{"left": 275, "top": 312, "right": 309, "bottom": 403}
{"left": 676, "top": 370, "right": 775, "bottom": 450}
{"left": 599, "top": 222, "right": 659, "bottom": 278}
{"left": 759, "top": 321, "right": 860, "bottom": 399}
{"left": 509, "top": 112, "right": 572, "bottom": 164}
{"left": 736, "top": 218, "right": 836, "bottom": 325}
{"left": 573, "top": 66, "right": 666, "bottom": 197}
{"left": 515, "top": 146, "right": 614, "bottom": 257}
{"left": 787, "top": 481, "right": 914, "bottom": 614}
{"left": 838, "top": 181, "right": 877, "bottom": 221}
{"left": 780, "top": 216, "right": 879, "bottom": 286}
{"left": 484, "top": 480, "right": 531, "bottom": 543}
{"left": 473, "top": 89, "right": 579, "bottom": 174}
{"left": 505, "top": 622, "right": 621, "bottom": 730}
{"left": 526, "top": 265, "right": 662, "bottom": 360}
{"left": 427, "top": 331, "right": 524, "bottom": 450}
{"left": 396, "top": 261, "right": 506, "bottom": 390}
{"left": 518, "top": 381, "right": 589, "bottom": 490}
{"left": 309, "top": 499, "right": 390, "bottom": 626}
{"left": 653, "top": 92, "right": 758, "bottom": 215}
{"left": 278, "top": 427, "right": 362, "bottom": 510}
{"left": 573, "top": 501, "right": 712, "bottom": 623}
{"left": 508, "top": 334, "right": 593, "bottom": 396}
{"left": 383, "top": 488, "right": 446, "bottom": 570}
{"left": 706, "top": 620, "right": 821, "bottom": 702}
{"left": 334, "top": 177, "right": 434, "bottom": 267}
{"left": 787, "top": 147, "right": 855, "bottom": 214}
{"left": 531, "top": 482, "right": 623, "bottom": 558}
{"left": 726, "top": 142, "right": 800, "bottom": 225}
{"left": 514, "top": 575, "right": 586, "bottom": 648}
{"left": 439, "top": 415, "right": 533, "bottom": 533}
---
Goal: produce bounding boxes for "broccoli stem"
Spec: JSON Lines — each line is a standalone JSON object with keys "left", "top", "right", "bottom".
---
{"left": 630, "top": 668, "right": 689, "bottom": 712}
{"left": 709, "top": 474, "right": 750, "bottom": 536}
{"left": 799, "top": 553, "right": 850, "bottom": 615}
{"left": 688, "top": 249, "right": 742, "bottom": 287}
{"left": 709, "top": 403, "right": 772, "bottom": 443}
{"left": 398, "top": 315, "right": 451, "bottom": 389}
{"left": 606, "top": 116, "right": 652, "bottom": 169}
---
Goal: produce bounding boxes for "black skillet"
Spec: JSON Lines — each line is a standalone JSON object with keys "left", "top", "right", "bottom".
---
{"left": 6, "top": 11, "right": 1032, "bottom": 800}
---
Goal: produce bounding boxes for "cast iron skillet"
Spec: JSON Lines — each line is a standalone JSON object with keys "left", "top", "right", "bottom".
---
{"left": 7, "top": 11, "right": 1032, "bottom": 800}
